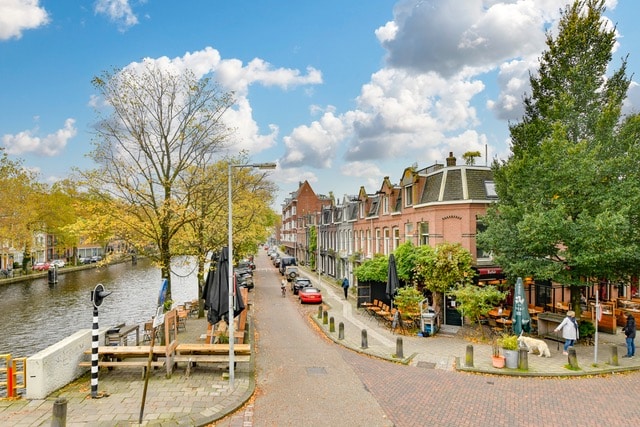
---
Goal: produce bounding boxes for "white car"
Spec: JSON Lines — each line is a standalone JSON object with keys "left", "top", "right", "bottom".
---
{"left": 50, "top": 259, "right": 66, "bottom": 268}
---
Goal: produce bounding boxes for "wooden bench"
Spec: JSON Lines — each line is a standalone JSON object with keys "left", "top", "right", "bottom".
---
{"left": 173, "top": 343, "right": 252, "bottom": 376}
{"left": 80, "top": 309, "right": 180, "bottom": 377}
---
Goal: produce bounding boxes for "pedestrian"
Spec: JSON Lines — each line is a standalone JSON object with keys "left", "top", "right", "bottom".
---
{"left": 554, "top": 310, "right": 579, "bottom": 355}
{"left": 622, "top": 313, "right": 636, "bottom": 358}
{"left": 341, "top": 277, "right": 349, "bottom": 300}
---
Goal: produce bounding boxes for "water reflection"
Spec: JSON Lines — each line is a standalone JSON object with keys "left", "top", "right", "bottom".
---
{"left": 0, "top": 257, "right": 199, "bottom": 357}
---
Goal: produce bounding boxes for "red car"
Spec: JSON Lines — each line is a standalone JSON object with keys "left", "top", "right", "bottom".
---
{"left": 32, "top": 262, "right": 50, "bottom": 271}
{"left": 298, "top": 287, "right": 322, "bottom": 304}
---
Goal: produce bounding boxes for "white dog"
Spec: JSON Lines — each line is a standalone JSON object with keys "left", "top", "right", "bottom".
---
{"left": 517, "top": 334, "right": 551, "bottom": 357}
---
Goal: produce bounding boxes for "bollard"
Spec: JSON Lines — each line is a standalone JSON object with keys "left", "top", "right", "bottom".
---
{"left": 51, "top": 397, "right": 68, "bottom": 427}
{"left": 609, "top": 344, "right": 619, "bottom": 366}
{"left": 465, "top": 344, "right": 474, "bottom": 368}
{"left": 395, "top": 337, "right": 404, "bottom": 359}
{"left": 322, "top": 310, "right": 328, "bottom": 325}
{"left": 318, "top": 306, "right": 323, "bottom": 319}
{"left": 568, "top": 347, "right": 579, "bottom": 369}
{"left": 361, "top": 329, "right": 368, "bottom": 349}
{"left": 338, "top": 322, "right": 344, "bottom": 340}
{"left": 329, "top": 317, "right": 335, "bottom": 333}
{"left": 518, "top": 348, "right": 528, "bottom": 370}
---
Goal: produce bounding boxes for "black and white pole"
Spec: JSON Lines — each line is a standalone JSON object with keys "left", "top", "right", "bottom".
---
{"left": 90, "top": 284, "right": 111, "bottom": 399}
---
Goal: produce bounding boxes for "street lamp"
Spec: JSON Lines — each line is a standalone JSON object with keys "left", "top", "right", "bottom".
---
{"left": 227, "top": 161, "right": 276, "bottom": 388}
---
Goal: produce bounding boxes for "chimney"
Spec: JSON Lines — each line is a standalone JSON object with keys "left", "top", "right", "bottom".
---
{"left": 446, "top": 152, "right": 456, "bottom": 167}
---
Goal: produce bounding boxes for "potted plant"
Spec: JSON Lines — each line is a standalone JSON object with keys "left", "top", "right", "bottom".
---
{"left": 491, "top": 339, "right": 505, "bottom": 368}
{"left": 498, "top": 333, "right": 519, "bottom": 368}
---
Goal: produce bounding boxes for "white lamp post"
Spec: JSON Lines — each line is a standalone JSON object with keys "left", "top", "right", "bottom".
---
{"left": 227, "top": 161, "right": 276, "bottom": 388}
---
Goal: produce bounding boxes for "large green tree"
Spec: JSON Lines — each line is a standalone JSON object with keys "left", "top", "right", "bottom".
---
{"left": 479, "top": 0, "right": 640, "bottom": 310}
{"left": 83, "top": 62, "right": 235, "bottom": 299}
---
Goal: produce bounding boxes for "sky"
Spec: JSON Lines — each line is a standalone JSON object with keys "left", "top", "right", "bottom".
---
{"left": 1, "top": 0, "right": 639, "bottom": 208}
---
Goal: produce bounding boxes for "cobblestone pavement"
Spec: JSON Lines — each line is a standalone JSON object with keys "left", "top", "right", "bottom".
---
{"left": 3, "top": 248, "right": 640, "bottom": 426}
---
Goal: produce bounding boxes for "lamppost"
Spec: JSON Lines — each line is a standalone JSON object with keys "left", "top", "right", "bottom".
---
{"left": 317, "top": 211, "right": 321, "bottom": 287}
{"left": 228, "top": 161, "right": 276, "bottom": 388}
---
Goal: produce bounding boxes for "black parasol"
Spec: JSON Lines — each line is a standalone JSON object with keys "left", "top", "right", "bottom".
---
{"left": 203, "top": 247, "right": 245, "bottom": 326}
{"left": 386, "top": 253, "right": 400, "bottom": 308}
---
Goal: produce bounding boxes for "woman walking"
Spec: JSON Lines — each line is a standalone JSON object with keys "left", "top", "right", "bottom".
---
{"left": 554, "top": 310, "right": 579, "bottom": 355}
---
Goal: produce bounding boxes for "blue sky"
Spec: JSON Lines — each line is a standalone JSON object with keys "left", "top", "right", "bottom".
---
{"left": 1, "top": 0, "right": 639, "bottom": 207}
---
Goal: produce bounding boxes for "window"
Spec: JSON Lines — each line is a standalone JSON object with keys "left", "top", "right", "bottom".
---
{"left": 419, "top": 222, "right": 429, "bottom": 246}
{"left": 405, "top": 222, "right": 413, "bottom": 242}
{"left": 384, "top": 228, "right": 390, "bottom": 255}
{"left": 393, "top": 228, "right": 400, "bottom": 251}
{"left": 475, "top": 219, "right": 492, "bottom": 260}
{"left": 405, "top": 185, "right": 413, "bottom": 206}
{"left": 484, "top": 181, "right": 497, "bottom": 198}
{"left": 382, "top": 196, "right": 389, "bottom": 214}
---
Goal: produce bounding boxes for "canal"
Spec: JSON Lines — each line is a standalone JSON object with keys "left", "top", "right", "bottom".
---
{"left": 0, "top": 257, "right": 199, "bottom": 358}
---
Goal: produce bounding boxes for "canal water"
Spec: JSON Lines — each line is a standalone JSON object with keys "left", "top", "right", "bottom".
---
{"left": 0, "top": 257, "right": 199, "bottom": 358}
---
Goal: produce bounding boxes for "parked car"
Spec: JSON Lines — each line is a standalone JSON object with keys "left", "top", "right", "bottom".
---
{"left": 292, "top": 277, "right": 312, "bottom": 295}
{"left": 234, "top": 266, "right": 253, "bottom": 278}
{"left": 90, "top": 255, "right": 103, "bottom": 263}
{"left": 284, "top": 266, "right": 299, "bottom": 281}
{"left": 32, "top": 262, "right": 50, "bottom": 271}
{"left": 50, "top": 259, "right": 66, "bottom": 268}
{"left": 278, "top": 256, "right": 297, "bottom": 275}
{"left": 298, "top": 287, "right": 322, "bottom": 304}
{"left": 238, "top": 259, "right": 255, "bottom": 270}
{"left": 236, "top": 272, "right": 254, "bottom": 290}
{"left": 273, "top": 256, "right": 281, "bottom": 268}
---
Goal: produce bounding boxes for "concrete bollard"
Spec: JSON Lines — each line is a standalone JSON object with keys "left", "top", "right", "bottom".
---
{"left": 338, "top": 322, "right": 344, "bottom": 340}
{"left": 323, "top": 310, "right": 328, "bottom": 325}
{"left": 329, "top": 317, "right": 335, "bottom": 333}
{"left": 518, "top": 348, "right": 528, "bottom": 370}
{"left": 361, "top": 329, "right": 368, "bottom": 349}
{"left": 568, "top": 347, "right": 579, "bottom": 369}
{"left": 609, "top": 344, "right": 619, "bottom": 366}
{"left": 318, "top": 306, "right": 323, "bottom": 319}
{"left": 396, "top": 337, "right": 404, "bottom": 359}
{"left": 465, "top": 344, "right": 474, "bottom": 368}
{"left": 51, "top": 397, "right": 67, "bottom": 427}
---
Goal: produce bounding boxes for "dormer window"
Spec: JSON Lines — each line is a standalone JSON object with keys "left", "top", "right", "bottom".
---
{"left": 382, "top": 196, "right": 389, "bottom": 214}
{"left": 404, "top": 185, "right": 413, "bottom": 207}
{"left": 485, "top": 181, "right": 497, "bottom": 198}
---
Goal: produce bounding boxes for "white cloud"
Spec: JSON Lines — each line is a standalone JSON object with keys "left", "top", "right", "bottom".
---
{"left": 340, "top": 161, "right": 384, "bottom": 192}
{"left": 2, "top": 118, "right": 76, "bottom": 156}
{"left": 94, "top": 0, "right": 138, "bottom": 31}
{"left": 380, "top": 0, "right": 562, "bottom": 78}
{"left": 0, "top": 0, "right": 49, "bottom": 40}
{"left": 280, "top": 110, "right": 349, "bottom": 169}
{"left": 108, "top": 48, "right": 323, "bottom": 156}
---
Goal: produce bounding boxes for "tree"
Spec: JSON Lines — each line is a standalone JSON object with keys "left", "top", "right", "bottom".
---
{"left": 83, "top": 62, "right": 235, "bottom": 299}
{"left": 0, "top": 151, "right": 42, "bottom": 270}
{"left": 462, "top": 151, "right": 482, "bottom": 165}
{"left": 394, "top": 241, "right": 419, "bottom": 284}
{"left": 173, "top": 157, "right": 276, "bottom": 317}
{"left": 414, "top": 242, "right": 475, "bottom": 313}
{"left": 354, "top": 253, "right": 388, "bottom": 283}
{"left": 479, "top": 0, "right": 640, "bottom": 313}
{"left": 450, "top": 285, "right": 507, "bottom": 339}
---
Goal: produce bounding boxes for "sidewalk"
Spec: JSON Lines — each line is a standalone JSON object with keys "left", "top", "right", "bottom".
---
{"left": 2, "top": 269, "right": 639, "bottom": 426}
{"left": 309, "top": 271, "right": 640, "bottom": 377}
{"left": 0, "top": 315, "right": 254, "bottom": 427}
